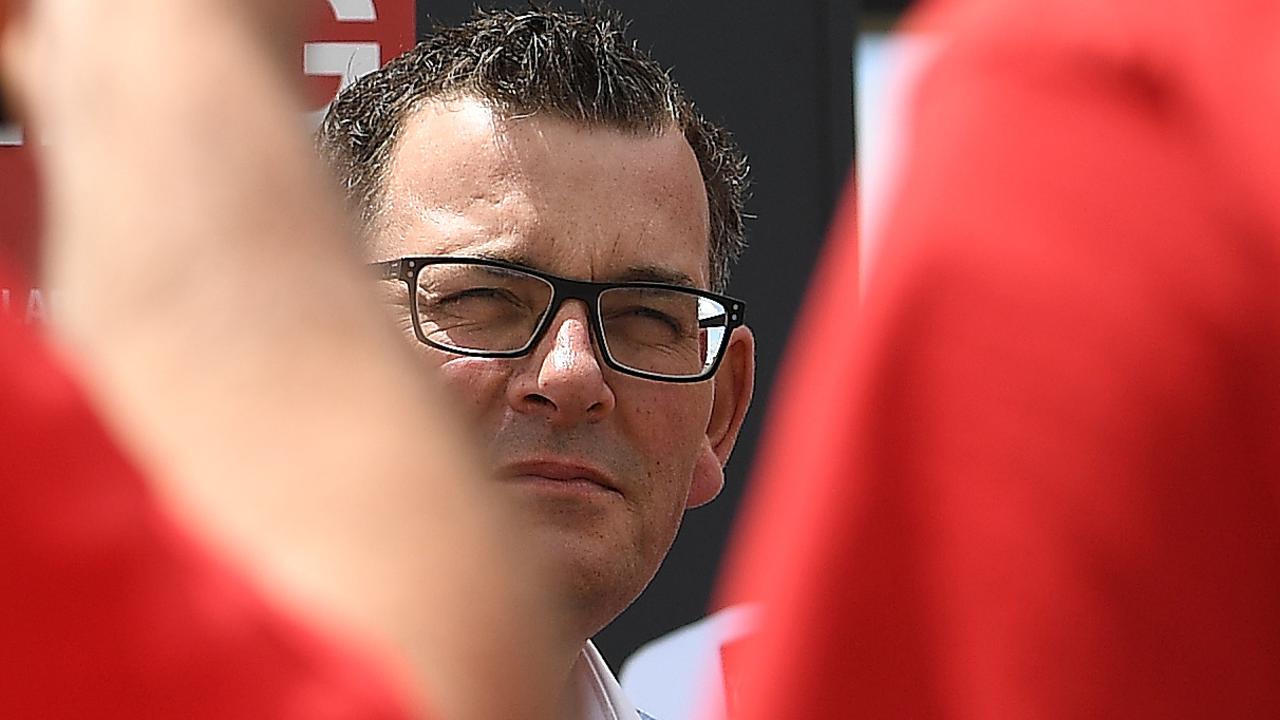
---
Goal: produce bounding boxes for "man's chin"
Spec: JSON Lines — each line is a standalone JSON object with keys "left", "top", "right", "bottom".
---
{"left": 511, "top": 505, "right": 648, "bottom": 637}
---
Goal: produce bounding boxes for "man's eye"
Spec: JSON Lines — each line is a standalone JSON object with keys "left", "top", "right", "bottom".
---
{"left": 606, "top": 306, "right": 691, "bottom": 339}
{"left": 423, "top": 287, "right": 533, "bottom": 318}
{"left": 440, "top": 287, "right": 522, "bottom": 305}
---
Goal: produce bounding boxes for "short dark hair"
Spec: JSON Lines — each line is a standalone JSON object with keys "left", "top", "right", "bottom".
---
{"left": 318, "top": 5, "right": 749, "bottom": 293}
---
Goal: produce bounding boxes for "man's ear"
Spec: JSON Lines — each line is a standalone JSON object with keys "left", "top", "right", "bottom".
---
{"left": 686, "top": 325, "right": 755, "bottom": 508}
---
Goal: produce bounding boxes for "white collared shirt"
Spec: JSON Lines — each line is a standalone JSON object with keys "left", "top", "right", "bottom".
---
{"left": 575, "top": 641, "right": 643, "bottom": 720}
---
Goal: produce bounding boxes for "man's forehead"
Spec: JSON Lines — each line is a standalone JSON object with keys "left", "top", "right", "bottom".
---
{"left": 383, "top": 97, "right": 703, "bottom": 201}
{"left": 373, "top": 97, "right": 713, "bottom": 288}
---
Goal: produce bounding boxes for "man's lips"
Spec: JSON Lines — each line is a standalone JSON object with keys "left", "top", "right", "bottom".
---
{"left": 500, "top": 460, "right": 623, "bottom": 496}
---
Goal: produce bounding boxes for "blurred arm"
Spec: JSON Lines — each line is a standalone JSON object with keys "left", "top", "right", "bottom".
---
{"left": 3, "top": 2, "right": 564, "bottom": 719}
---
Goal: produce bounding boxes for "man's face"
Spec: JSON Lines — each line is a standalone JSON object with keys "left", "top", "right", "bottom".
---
{"left": 369, "top": 98, "right": 754, "bottom": 638}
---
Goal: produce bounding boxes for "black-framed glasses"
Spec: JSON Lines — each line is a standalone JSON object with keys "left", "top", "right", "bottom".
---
{"left": 371, "top": 256, "right": 746, "bottom": 383}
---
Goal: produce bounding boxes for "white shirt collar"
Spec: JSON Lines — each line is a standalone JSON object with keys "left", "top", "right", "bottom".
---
{"left": 575, "top": 641, "right": 641, "bottom": 720}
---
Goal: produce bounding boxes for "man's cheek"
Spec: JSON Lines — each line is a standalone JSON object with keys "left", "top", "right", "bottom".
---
{"left": 628, "top": 387, "right": 710, "bottom": 438}
{"left": 437, "top": 357, "right": 511, "bottom": 417}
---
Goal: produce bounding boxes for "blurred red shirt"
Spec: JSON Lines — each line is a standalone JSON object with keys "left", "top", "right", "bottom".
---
{"left": 726, "top": 0, "right": 1280, "bottom": 717}
{"left": 0, "top": 261, "right": 418, "bottom": 720}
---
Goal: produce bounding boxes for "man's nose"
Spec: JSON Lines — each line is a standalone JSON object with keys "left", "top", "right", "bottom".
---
{"left": 507, "top": 301, "right": 616, "bottom": 427}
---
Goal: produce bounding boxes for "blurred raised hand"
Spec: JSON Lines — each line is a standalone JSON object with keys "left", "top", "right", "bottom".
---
{"left": 0, "top": 2, "right": 568, "bottom": 719}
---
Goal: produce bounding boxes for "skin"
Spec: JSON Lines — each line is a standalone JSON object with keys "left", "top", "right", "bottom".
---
{"left": 2, "top": 4, "right": 566, "bottom": 719}
{"left": 370, "top": 97, "right": 755, "bottom": 662}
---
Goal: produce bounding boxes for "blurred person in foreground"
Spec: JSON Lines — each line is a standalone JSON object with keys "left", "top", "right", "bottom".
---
{"left": 723, "top": 0, "right": 1280, "bottom": 717}
{"left": 317, "top": 8, "right": 756, "bottom": 720}
{"left": 0, "top": 1, "right": 565, "bottom": 718}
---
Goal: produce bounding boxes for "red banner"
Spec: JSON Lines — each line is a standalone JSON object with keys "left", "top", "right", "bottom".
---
{"left": 0, "top": 0, "right": 415, "bottom": 318}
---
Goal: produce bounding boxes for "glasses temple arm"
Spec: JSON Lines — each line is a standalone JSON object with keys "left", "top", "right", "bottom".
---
{"left": 368, "top": 260, "right": 402, "bottom": 281}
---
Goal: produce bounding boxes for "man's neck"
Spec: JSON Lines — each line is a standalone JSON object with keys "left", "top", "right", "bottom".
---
{"left": 551, "top": 635, "right": 593, "bottom": 720}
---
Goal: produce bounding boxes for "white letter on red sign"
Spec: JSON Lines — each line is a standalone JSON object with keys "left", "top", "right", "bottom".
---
{"left": 0, "top": 123, "right": 21, "bottom": 147}
{"left": 305, "top": 0, "right": 382, "bottom": 126}
{"left": 327, "top": 0, "right": 377, "bottom": 22}
{"left": 304, "top": 42, "right": 381, "bottom": 127}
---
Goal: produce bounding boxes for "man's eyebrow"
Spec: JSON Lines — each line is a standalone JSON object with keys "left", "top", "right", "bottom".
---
{"left": 467, "top": 251, "right": 698, "bottom": 288}
{"left": 611, "top": 265, "right": 698, "bottom": 287}
{"left": 470, "top": 249, "right": 538, "bottom": 267}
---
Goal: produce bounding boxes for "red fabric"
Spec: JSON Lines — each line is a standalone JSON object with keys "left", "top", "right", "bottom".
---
{"left": 0, "top": 261, "right": 419, "bottom": 719}
{"left": 726, "top": 1, "right": 1280, "bottom": 717}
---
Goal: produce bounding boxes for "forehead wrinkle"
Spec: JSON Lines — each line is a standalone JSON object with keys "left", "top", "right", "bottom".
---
{"left": 604, "top": 212, "right": 708, "bottom": 288}
{"left": 389, "top": 163, "right": 536, "bottom": 256}
{"left": 443, "top": 214, "right": 701, "bottom": 286}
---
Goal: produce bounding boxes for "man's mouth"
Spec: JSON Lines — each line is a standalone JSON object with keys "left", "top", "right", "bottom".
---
{"left": 500, "top": 460, "right": 623, "bottom": 497}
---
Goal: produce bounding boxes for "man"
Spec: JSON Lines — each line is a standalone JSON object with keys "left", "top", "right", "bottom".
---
{"left": 725, "top": 0, "right": 1280, "bottom": 717}
{"left": 319, "top": 8, "right": 756, "bottom": 719}
{"left": 0, "top": 0, "right": 565, "bottom": 718}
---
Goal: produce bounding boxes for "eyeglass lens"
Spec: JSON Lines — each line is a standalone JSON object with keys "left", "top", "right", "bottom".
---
{"left": 413, "top": 262, "right": 730, "bottom": 378}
